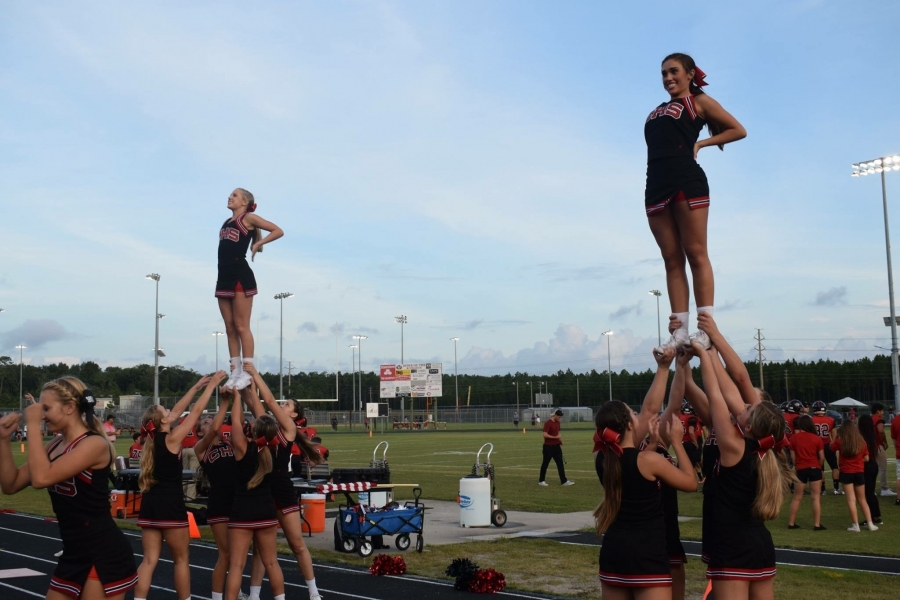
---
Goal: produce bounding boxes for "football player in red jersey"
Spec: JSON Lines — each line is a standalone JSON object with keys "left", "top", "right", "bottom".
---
{"left": 678, "top": 401, "right": 704, "bottom": 481}
{"left": 811, "top": 401, "right": 840, "bottom": 494}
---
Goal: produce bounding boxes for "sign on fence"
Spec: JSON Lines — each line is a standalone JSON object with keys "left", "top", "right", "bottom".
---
{"left": 379, "top": 363, "right": 443, "bottom": 398}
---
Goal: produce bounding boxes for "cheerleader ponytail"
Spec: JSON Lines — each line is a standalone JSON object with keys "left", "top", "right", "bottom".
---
{"left": 138, "top": 406, "right": 163, "bottom": 493}
{"left": 592, "top": 401, "right": 631, "bottom": 534}
{"left": 247, "top": 415, "right": 277, "bottom": 490}
{"left": 749, "top": 402, "right": 793, "bottom": 521}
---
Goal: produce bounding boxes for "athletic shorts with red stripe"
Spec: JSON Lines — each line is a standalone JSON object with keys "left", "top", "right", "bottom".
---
{"left": 706, "top": 522, "right": 776, "bottom": 581}
{"left": 137, "top": 492, "right": 189, "bottom": 529}
{"left": 599, "top": 524, "right": 672, "bottom": 588}
{"left": 51, "top": 524, "right": 138, "bottom": 598}
{"left": 271, "top": 473, "right": 301, "bottom": 515}
{"left": 645, "top": 156, "right": 710, "bottom": 217}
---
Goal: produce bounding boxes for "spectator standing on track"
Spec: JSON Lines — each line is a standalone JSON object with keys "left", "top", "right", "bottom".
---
{"left": 892, "top": 410, "right": 900, "bottom": 504}
{"left": 787, "top": 415, "right": 826, "bottom": 530}
{"left": 104, "top": 415, "right": 121, "bottom": 443}
{"left": 858, "top": 415, "right": 882, "bottom": 526}
{"left": 870, "top": 403, "right": 896, "bottom": 497}
{"left": 538, "top": 409, "right": 574, "bottom": 486}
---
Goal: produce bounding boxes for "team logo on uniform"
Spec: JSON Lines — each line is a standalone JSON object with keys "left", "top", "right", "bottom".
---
{"left": 646, "top": 102, "right": 684, "bottom": 122}
{"left": 220, "top": 227, "right": 240, "bottom": 242}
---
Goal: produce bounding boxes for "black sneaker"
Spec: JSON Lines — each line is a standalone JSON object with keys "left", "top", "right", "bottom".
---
{"left": 788, "top": 524, "right": 801, "bottom": 529}
{"left": 814, "top": 525, "right": 827, "bottom": 531}
{"left": 895, "top": 498, "right": 900, "bottom": 506}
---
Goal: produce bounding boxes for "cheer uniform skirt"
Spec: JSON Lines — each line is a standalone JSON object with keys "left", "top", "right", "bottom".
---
{"left": 50, "top": 522, "right": 138, "bottom": 599}
{"left": 645, "top": 157, "right": 710, "bottom": 217}
{"left": 599, "top": 522, "right": 672, "bottom": 588}
{"left": 271, "top": 473, "right": 301, "bottom": 515}
{"left": 215, "top": 259, "right": 258, "bottom": 298}
{"left": 206, "top": 487, "right": 236, "bottom": 525}
{"left": 137, "top": 491, "right": 188, "bottom": 529}
{"left": 706, "top": 521, "right": 776, "bottom": 581}
{"left": 230, "top": 489, "right": 278, "bottom": 530}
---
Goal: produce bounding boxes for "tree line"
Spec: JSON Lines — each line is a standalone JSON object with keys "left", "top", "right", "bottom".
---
{"left": 0, "top": 354, "right": 894, "bottom": 410}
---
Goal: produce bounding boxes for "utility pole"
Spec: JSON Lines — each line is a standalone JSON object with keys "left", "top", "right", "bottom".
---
{"left": 576, "top": 377, "right": 580, "bottom": 407}
{"left": 755, "top": 329, "right": 766, "bottom": 390}
{"left": 287, "top": 361, "right": 295, "bottom": 398}
{"left": 784, "top": 369, "right": 790, "bottom": 401}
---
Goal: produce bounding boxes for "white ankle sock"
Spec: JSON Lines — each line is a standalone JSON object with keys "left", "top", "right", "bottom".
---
{"left": 249, "top": 585, "right": 262, "bottom": 600}
{"left": 673, "top": 312, "right": 689, "bottom": 341}
{"left": 306, "top": 579, "right": 319, "bottom": 597}
{"left": 230, "top": 357, "right": 242, "bottom": 373}
{"left": 274, "top": 594, "right": 286, "bottom": 600}
{"left": 212, "top": 593, "right": 223, "bottom": 600}
{"left": 698, "top": 306, "right": 714, "bottom": 317}
{"left": 243, "top": 357, "right": 254, "bottom": 368}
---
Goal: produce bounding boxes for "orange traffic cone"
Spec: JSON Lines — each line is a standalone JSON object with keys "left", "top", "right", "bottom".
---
{"left": 702, "top": 579, "right": 714, "bottom": 599}
{"left": 187, "top": 512, "right": 201, "bottom": 539}
{"left": 369, "top": 429, "right": 372, "bottom": 438}
{"left": 522, "top": 428, "right": 526, "bottom": 434}
{"left": 20, "top": 443, "right": 25, "bottom": 453}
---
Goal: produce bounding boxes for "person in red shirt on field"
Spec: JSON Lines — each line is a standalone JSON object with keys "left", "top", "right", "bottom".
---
{"left": 678, "top": 401, "right": 704, "bottom": 481}
{"left": 787, "top": 415, "right": 825, "bottom": 530}
{"left": 831, "top": 421, "right": 877, "bottom": 532}
{"left": 811, "top": 401, "right": 840, "bottom": 495}
{"left": 128, "top": 432, "right": 144, "bottom": 468}
{"left": 538, "top": 410, "right": 573, "bottom": 486}
{"left": 870, "top": 403, "right": 896, "bottom": 497}
{"left": 892, "top": 410, "right": 900, "bottom": 504}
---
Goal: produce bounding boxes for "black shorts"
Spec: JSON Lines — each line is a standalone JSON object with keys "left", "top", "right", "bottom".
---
{"left": 138, "top": 492, "right": 188, "bottom": 529}
{"left": 206, "top": 488, "right": 235, "bottom": 525}
{"left": 271, "top": 473, "right": 300, "bottom": 515}
{"left": 796, "top": 468, "right": 823, "bottom": 483}
{"left": 215, "top": 259, "right": 258, "bottom": 298}
{"left": 645, "top": 157, "right": 710, "bottom": 216}
{"left": 823, "top": 446, "right": 839, "bottom": 470}
{"left": 599, "top": 523, "right": 672, "bottom": 587}
{"left": 683, "top": 442, "right": 702, "bottom": 466}
{"left": 230, "top": 490, "right": 278, "bottom": 530}
{"left": 707, "top": 522, "right": 776, "bottom": 581}
{"left": 50, "top": 524, "right": 138, "bottom": 599}
{"left": 840, "top": 471, "right": 865, "bottom": 486}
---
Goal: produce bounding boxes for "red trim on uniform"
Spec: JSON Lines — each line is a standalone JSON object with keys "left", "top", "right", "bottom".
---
{"left": 46, "top": 435, "right": 66, "bottom": 455}
{"left": 206, "top": 516, "right": 230, "bottom": 525}
{"left": 670, "top": 555, "right": 687, "bottom": 566}
{"left": 244, "top": 288, "right": 258, "bottom": 297}
{"left": 235, "top": 213, "right": 250, "bottom": 236}
{"left": 683, "top": 95, "right": 698, "bottom": 120}
{"left": 278, "top": 504, "right": 301, "bottom": 515}
{"left": 276, "top": 429, "right": 289, "bottom": 447}
{"left": 137, "top": 519, "right": 189, "bottom": 529}
{"left": 215, "top": 290, "right": 236, "bottom": 298}
{"left": 49, "top": 576, "right": 82, "bottom": 598}
{"left": 598, "top": 571, "right": 673, "bottom": 587}
{"left": 104, "top": 573, "right": 139, "bottom": 596}
{"left": 701, "top": 552, "right": 710, "bottom": 564}
{"left": 648, "top": 190, "right": 710, "bottom": 217}
{"left": 228, "top": 519, "right": 279, "bottom": 530}
{"left": 707, "top": 566, "right": 777, "bottom": 581}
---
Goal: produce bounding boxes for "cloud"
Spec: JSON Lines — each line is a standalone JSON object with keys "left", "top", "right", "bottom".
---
{"left": 813, "top": 287, "right": 848, "bottom": 307}
{"left": 1, "top": 319, "right": 76, "bottom": 350}
{"left": 329, "top": 323, "right": 345, "bottom": 336}
{"left": 432, "top": 319, "right": 532, "bottom": 331}
{"left": 718, "top": 299, "right": 751, "bottom": 312}
{"left": 298, "top": 321, "right": 319, "bottom": 335}
{"left": 610, "top": 302, "right": 642, "bottom": 321}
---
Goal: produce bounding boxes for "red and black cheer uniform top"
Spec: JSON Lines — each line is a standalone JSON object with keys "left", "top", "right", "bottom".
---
{"left": 644, "top": 95, "right": 707, "bottom": 161}
{"left": 216, "top": 213, "right": 258, "bottom": 298}
{"left": 202, "top": 426, "right": 237, "bottom": 524}
{"left": 230, "top": 443, "right": 278, "bottom": 528}
{"left": 47, "top": 432, "right": 115, "bottom": 534}
{"left": 269, "top": 429, "right": 301, "bottom": 513}
{"left": 146, "top": 432, "right": 183, "bottom": 496}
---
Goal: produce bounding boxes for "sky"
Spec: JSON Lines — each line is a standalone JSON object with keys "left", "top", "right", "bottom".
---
{"left": 2, "top": 0, "right": 900, "bottom": 379}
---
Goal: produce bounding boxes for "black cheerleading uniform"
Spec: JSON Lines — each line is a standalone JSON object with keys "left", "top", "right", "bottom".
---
{"left": 215, "top": 212, "right": 258, "bottom": 298}
{"left": 707, "top": 438, "right": 777, "bottom": 581}
{"left": 269, "top": 429, "right": 300, "bottom": 515}
{"left": 598, "top": 448, "right": 672, "bottom": 588}
{"left": 700, "top": 426, "right": 719, "bottom": 564}
{"left": 644, "top": 94, "right": 710, "bottom": 216}
{"left": 46, "top": 432, "right": 138, "bottom": 599}
{"left": 229, "top": 446, "right": 278, "bottom": 529}
{"left": 137, "top": 432, "right": 189, "bottom": 528}
{"left": 654, "top": 443, "right": 686, "bottom": 566}
{"left": 202, "top": 434, "right": 237, "bottom": 525}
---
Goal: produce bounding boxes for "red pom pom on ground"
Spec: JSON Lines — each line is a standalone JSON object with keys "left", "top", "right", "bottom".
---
{"left": 468, "top": 568, "right": 506, "bottom": 594}
{"left": 369, "top": 554, "right": 407, "bottom": 576}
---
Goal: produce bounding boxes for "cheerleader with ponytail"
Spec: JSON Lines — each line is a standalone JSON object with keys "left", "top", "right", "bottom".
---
{"left": 595, "top": 403, "right": 697, "bottom": 597}
{"left": 216, "top": 188, "right": 284, "bottom": 391}
{"left": 224, "top": 387, "right": 286, "bottom": 600}
{"left": 0, "top": 377, "right": 137, "bottom": 600}
{"left": 135, "top": 372, "right": 225, "bottom": 600}
{"left": 693, "top": 341, "right": 792, "bottom": 600}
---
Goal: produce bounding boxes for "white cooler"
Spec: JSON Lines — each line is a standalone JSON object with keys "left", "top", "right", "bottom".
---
{"left": 459, "top": 475, "right": 491, "bottom": 527}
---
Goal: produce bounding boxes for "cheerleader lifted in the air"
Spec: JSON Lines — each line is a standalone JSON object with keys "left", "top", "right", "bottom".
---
{"left": 645, "top": 53, "right": 746, "bottom": 353}
{"left": 217, "top": 188, "right": 284, "bottom": 389}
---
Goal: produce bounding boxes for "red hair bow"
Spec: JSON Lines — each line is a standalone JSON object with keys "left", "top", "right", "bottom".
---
{"left": 693, "top": 66, "right": 709, "bottom": 87}
{"left": 596, "top": 427, "right": 623, "bottom": 457}
{"left": 140, "top": 421, "right": 157, "bottom": 441}
{"left": 248, "top": 203, "right": 257, "bottom": 213}
{"left": 755, "top": 434, "right": 787, "bottom": 459}
{"left": 255, "top": 436, "right": 278, "bottom": 452}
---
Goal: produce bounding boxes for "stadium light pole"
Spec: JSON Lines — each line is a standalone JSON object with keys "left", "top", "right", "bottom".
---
{"left": 353, "top": 335, "right": 368, "bottom": 423}
{"left": 602, "top": 330, "right": 614, "bottom": 403}
{"left": 450, "top": 337, "right": 460, "bottom": 412}
{"left": 853, "top": 154, "right": 900, "bottom": 413}
{"left": 512, "top": 381, "right": 519, "bottom": 419}
{"left": 212, "top": 332, "right": 224, "bottom": 408}
{"left": 395, "top": 315, "right": 408, "bottom": 416}
{"left": 349, "top": 345, "right": 358, "bottom": 414}
{"left": 274, "top": 292, "right": 294, "bottom": 400}
{"left": 16, "top": 345, "right": 26, "bottom": 414}
{"left": 649, "top": 290, "right": 662, "bottom": 346}
{"left": 145, "top": 274, "right": 161, "bottom": 404}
